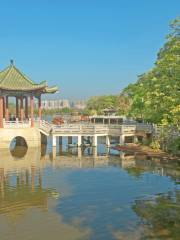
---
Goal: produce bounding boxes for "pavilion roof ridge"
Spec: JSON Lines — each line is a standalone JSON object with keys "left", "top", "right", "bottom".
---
{"left": 0, "top": 62, "right": 58, "bottom": 93}
{"left": 9, "top": 64, "right": 35, "bottom": 85}
{"left": 0, "top": 66, "right": 10, "bottom": 83}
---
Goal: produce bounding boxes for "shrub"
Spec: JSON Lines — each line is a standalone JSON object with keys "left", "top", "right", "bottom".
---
{"left": 150, "top": 139, "right": 160, "bottom": 151}
{"left": 167, "top": 137, "right": 180, "bottom": 155}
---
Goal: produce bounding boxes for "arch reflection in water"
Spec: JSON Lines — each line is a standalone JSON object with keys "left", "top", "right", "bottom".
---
{"left": 0, "top": 148, "right": 59, "bottom": 217}
{"left": 10, "top": 136, "right": 28, "bottom": 158}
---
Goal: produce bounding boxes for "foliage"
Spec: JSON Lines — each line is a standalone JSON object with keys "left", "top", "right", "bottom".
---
{"left": 86, "top": 95, "right": 118, "bottom": 114}
{"left": 40, "top": 107, "right": 73, "bottom": 116}
{"left": 85, "top": 18, "right": 180, "bottom": 127}
{"left": 85, "top": 95, "right": 132, "bottom": 115}
{"left": 122, "top": 17, "right": 180, "bottom": 127}
{"left": 133, "top": 191, "right": 180, "bottom": 239}
{"left": 167, "top": 137, "right": 180, "bottom": 155}
{"left": 150, "top": 139, "right": 161, "bottom": 151}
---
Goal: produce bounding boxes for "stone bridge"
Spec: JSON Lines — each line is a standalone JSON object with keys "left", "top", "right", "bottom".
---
{"left": 0, "top": 119, "right": 153, "bottom": 149}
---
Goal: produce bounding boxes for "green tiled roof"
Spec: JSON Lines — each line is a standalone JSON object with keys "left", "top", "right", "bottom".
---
{"left": 0, "top": 63, "right": 58, "bottom": 93}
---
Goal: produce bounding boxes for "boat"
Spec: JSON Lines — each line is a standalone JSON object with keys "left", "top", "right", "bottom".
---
{"left": 52, "top": 116, "right": 64, "bottom": 125}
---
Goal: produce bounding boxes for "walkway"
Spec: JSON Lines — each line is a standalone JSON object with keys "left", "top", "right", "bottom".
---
{"left": 1, "top": 119, "right": 154, "bottom": 149}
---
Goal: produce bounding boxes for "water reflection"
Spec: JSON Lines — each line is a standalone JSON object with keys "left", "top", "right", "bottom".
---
{"left": 0, "top": 148, "right": 90, "bottom": 240}
{"left": 133, "top": 191, "right": 180, "bottom": 239}
{"left": 0, "top": 144, "right": 179, "bottom": 240}
{"left": 0, "top": 167, "right": 55, "bottom": 216}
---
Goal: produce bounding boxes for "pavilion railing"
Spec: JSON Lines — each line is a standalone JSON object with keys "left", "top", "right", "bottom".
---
{"left": 3, "top": 119, "right": 31, "bottom": 128}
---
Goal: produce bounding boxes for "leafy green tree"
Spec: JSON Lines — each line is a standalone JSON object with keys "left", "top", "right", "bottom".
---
{"left": 86, "top": 94, "right": 132, "bottom": 115}
{"left": 123, "top": 17, "right": 180, "bottom": 127}
{"left": 86, "top": 95, "right": 118, "bottom": 114}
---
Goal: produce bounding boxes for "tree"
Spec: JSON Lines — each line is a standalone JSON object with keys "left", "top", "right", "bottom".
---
{"left": 123, "top": 17, "right": 180, "bottom": 127}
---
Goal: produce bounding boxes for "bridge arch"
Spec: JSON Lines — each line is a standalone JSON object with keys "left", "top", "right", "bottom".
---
{"left": 10, "top": 136, "right": 28, "bottom": 158}
{"left": 0, "top": 128, "right": 41, "bottom": 149}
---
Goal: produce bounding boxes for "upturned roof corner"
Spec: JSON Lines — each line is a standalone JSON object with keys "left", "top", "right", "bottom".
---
{"left": 0, "top": 61, "right": 58, "bottom": 94}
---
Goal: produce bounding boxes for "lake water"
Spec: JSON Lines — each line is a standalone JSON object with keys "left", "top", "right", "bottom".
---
{"left": 0, "top": 138, "right": 180, "bottom": 240}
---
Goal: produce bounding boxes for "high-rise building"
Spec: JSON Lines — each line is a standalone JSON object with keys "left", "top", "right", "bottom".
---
{"left": 37, "top": 99, "right": 86, "bottom": 110}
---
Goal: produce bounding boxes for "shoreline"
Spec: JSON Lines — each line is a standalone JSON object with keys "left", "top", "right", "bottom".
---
{"left": 112, "top": 144, "right": 179, "bottom": 161}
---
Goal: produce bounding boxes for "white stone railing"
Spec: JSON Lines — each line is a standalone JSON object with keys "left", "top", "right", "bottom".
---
{"left": 52, "top": 124, "right": 109, "bottom": 135}
{"left": 3, "top": 119, "right": 31, "bottom": 128}
{"left": 52, "top": 123, "right": 153, "bottom": 135}
{"left": 38, "top": 120, "right": 52, "bottom": 134}
{"left": 89, "top": 115, "right": 125, "bottom": 119}
{"left": 109, "top": 124, "right": 153, "bottom": 135}
{"left": 2, "top": 119, "right": 153, "bottom": 136}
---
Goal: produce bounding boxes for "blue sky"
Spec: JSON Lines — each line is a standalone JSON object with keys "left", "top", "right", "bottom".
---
{"left": 0, "top": 0, "right": 179, "bottom": 100}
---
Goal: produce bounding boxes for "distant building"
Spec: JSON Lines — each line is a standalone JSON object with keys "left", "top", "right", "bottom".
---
{"left": 37, "top": 99, "right": 86, "bottom": 110}
{"left": 102, "top": 108, "right": 117, "bottom": 116}
{"left": 72, "top": 100, "right": 86, "bottom": 110}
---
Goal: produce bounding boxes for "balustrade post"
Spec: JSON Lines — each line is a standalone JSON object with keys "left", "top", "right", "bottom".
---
{"left": 78, "top": 135, "right": 82, "bottom": 147}
{"left": 52, "top": 135, "right": 57, "bottom": 147}
{"left": 119, "top": 135, "right": 125, "bottom": 145}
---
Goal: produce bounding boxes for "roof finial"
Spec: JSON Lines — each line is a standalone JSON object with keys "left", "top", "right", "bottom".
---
{"left": 10, "top": 59, "right": 14, "bottom": 66}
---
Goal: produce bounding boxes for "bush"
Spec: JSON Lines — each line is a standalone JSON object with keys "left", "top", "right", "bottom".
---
{"left": 150, "top": 139, "right": 160, "bottom": 151}
{"left": 167, "top": 137, "right": 180, "bottom": 155}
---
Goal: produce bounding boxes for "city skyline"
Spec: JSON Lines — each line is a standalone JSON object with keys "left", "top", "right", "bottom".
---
{"left": 36, "top": 99, "right": 86, "bottom": 110}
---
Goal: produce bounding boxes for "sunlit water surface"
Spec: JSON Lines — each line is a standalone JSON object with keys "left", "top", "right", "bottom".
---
{"left": 0, "top": 137, "right": 180, "bottom": 240}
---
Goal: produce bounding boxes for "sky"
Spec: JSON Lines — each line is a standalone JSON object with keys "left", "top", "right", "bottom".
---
{"left": 0, "top": 0, "right": 179, "bottom": 100}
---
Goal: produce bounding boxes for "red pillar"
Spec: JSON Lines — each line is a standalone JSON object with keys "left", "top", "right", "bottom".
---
{"left": 20, "top": 96, "right": 24, "bottom": 121}
{"left": 5, "top": 96, "right": 9, "bottom": 121}
{"left": 25, "top": 96, "right": 28, "bottom": 119}
{"left": 38, "top": 96, "right": 42, "bottom": 120}
{"left": 2, "top": 97, "right": 5, "bottom": 118}
{"left": 0, "top": 97, "right": 4, "bottom": 128}
{"left": 30, "top": 96, "right": 34, "bottom": 127}
{"left": 16, "top": 97, "right": 19, "bottom": 119}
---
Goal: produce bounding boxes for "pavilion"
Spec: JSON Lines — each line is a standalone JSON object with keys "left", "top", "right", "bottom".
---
{"left": 0, "top": 60, "right": 58, "bottom": 128}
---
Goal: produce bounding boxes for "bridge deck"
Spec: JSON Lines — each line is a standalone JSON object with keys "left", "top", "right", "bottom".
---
{"left": 2, "top": 120, "right": 153, "bottom": 136}
{"left": 52, "top": 123, "right": 153, "bottom": 136}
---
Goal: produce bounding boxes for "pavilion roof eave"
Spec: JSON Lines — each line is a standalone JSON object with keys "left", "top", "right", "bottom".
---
{"left": 0, "top": 85, "right": 47, "bottom": 92}
{"left": 0, "top": 87, "right": 59, "bottom": 96}
{"left": 0, "top": 62, "right": 59, "bottom": 95}
{"left": 43, "top": 86, "right": 59, "bottom": 94}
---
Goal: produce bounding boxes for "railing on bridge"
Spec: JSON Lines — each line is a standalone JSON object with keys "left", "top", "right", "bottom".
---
{"left": 52, "top": 124, "right": 109, "bottom": 135}
{"left": 109, "top": 124, "right": 153, "bottom": 135}
{"left": 38, "top": 120, "right": 52, "bottom": 134}
{"left": 3, "top": 119, "right": 31, "bottom": 128}
{"left": 2, "top": 119, "right": 153, "bottom": 137}
{"left": 3, "top": 119, "right": 53, "bottom": 134}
